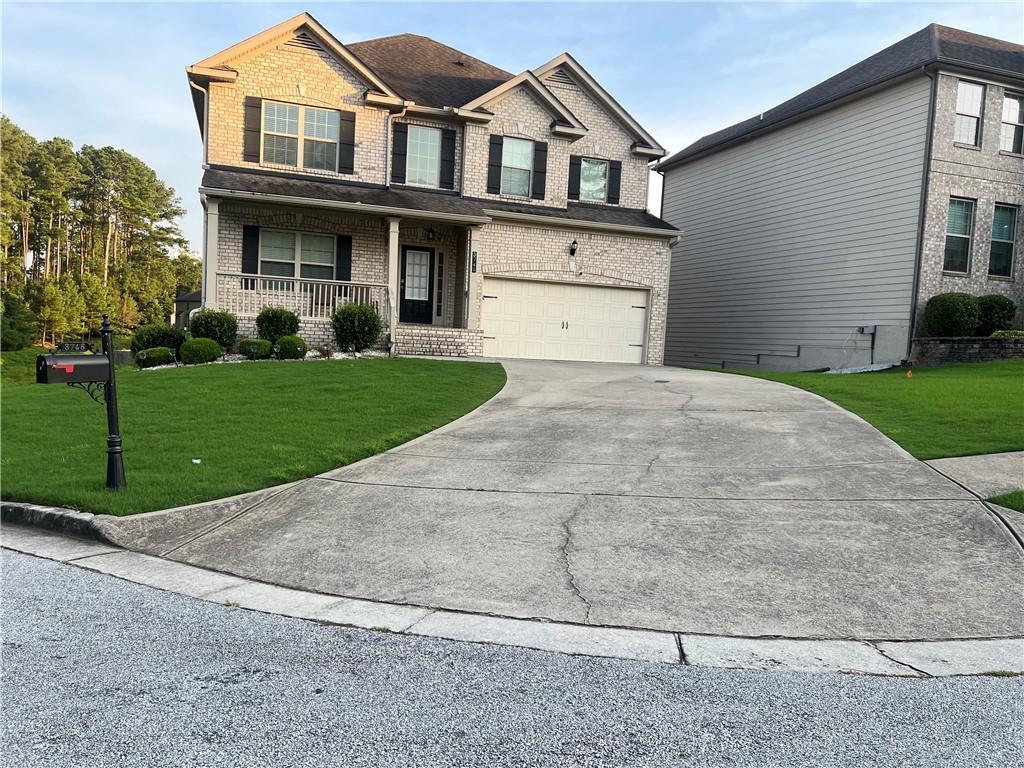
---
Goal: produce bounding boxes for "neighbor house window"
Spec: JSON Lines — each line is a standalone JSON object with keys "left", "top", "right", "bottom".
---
{"left": 1001, "top": 94, "right": 1024, "bottom": 154}
{"left": 954, "top": 81, "right": 984, "bottom": 146}
{"left": 943, "top": 198, "right": 975, "bottom": 273}
{"left": 500, "top": 137, "right": 533, "bottom": 196}
{"left": 406, "top": 125, "right": 441, "bottom": 187}
{"left": 262, "top": 101, "right": 340, "bottom": 171}
{"left": 258, "top": 230, "right": 335, "bottom": 279}
{"left": 989, "top": 205, "right": 1018, "bottom": 278}
{"left": 580, "top": 158, "right": 610, "bottom": 202}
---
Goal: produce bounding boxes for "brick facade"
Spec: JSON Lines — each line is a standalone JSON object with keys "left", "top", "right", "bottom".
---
{"left": 917, "top": 73, "right": 1024, "bottom": 327}
{"left": 394, "top": 325, "right": 484, "bottom": 357}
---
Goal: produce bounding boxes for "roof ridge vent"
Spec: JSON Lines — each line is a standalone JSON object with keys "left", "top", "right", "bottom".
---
{"left": 286, "top": 30, "right": 325, "bottom": 52}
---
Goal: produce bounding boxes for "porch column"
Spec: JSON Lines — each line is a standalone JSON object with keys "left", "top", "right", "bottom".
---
{"left": 386, "top": 216, "right": 401, "bottom": 347}
{"left": 202, "top": 195, "right": 220, "bottom": 309}
{"left": 466, "top": 225, "right": 482, "bottom": 330}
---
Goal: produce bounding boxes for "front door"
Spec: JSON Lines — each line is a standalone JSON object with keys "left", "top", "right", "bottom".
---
{"left": 399, "top": 247, "right": 435, "bottom": 324}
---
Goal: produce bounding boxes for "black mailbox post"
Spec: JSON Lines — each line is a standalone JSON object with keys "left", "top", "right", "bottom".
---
{"left": 36, "top": 315, "right": 126, "bottom": 490}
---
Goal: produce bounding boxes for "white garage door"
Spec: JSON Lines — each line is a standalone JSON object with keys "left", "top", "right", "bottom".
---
{"left": 481, "top": 278, "right": 648, "bottom": 363}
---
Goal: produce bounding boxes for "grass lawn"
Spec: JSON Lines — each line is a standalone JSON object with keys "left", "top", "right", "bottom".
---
{"left": 989, "top": 490, "right": 1024, "bottom": 513}
{"left": 726, "top": 360, "right": 1024, "bottom": 460}
{"left": 1, "top": 357, "right": 505, "bottom": 516}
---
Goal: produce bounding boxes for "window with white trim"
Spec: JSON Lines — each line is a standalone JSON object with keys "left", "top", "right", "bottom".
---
{"left": 943, "top": 198, "right": 975, "bottom": 273}
{"left": 406, "top": 125, "right": 441, "bottom": 187}
{"left": 258, "top": 230, "right": 336, "bottom": 280}
{"left": 1000, "top": 94, "right": 1023, "bottom": 154}
{"left": 580, "top": 158, "right": 610, "bottom": 202}
{"left": 262, "top": 101, "right": 340, "bottom": 171}
{"left": 500, "top": 137, "right": 533, "bottom": 196}
{"left": 953, "top": 81, "right": 984, "bottom": 146}
{"left": 989, "top": 205, "right": 1017, "bottom": 278}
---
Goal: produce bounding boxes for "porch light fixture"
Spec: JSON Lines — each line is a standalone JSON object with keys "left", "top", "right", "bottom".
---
{"left": 569, "top": 239, "right": 578, "bottom": 256}
{"left": 426, "top": 226, "right": 437, "bottom": 241}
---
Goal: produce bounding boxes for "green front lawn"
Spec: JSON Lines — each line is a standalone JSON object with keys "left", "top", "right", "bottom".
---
{"left": 989, "top": 490, "right": 1024, "bottom": 513}
{"left": 727, "top": 360, "right": 1024, "bottom": 460}
{"left": 1, "top": 358, "right": 505, "bottom": 516}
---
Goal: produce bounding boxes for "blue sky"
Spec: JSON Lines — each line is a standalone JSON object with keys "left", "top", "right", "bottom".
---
{"left": 3, "top": 1, "right": 1021, "bottom": 251}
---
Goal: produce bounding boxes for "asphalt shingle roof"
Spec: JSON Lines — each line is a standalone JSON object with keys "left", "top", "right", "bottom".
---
{"left": 658, "top": 25, "right": 1024, "bottom": 171}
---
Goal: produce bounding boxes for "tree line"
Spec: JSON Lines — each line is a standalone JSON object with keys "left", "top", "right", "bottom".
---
{"left": 1, "top": 116, "right": 200, "bottom": 348}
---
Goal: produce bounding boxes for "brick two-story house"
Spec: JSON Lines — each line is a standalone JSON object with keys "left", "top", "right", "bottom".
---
{"left": 187, "top": 12, "right": 677, "bottom": 364}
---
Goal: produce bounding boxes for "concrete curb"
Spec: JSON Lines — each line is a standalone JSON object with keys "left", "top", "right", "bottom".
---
{"left": 4, "top": 524, "right": 1022, "bottom": 677}
{"left": 1, "top": 501, "right": 104, "bottom": 540}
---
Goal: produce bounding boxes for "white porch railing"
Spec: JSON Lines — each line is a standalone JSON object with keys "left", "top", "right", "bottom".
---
{"left": 215, "top": 272, "right": 391, "bottom": 323}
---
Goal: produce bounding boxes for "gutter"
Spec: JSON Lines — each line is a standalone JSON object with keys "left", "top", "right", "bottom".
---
{"left": 482, "top": 207, "right": 681, "bottom": 239}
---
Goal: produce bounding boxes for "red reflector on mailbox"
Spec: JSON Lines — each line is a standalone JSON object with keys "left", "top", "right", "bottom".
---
{"left": 53, "top": 364, "right": 75, "bottom": 374}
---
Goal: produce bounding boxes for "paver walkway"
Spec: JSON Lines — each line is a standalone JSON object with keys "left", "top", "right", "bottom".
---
{"left": 99, "top": 360, "right": 1024, "bottom": 640}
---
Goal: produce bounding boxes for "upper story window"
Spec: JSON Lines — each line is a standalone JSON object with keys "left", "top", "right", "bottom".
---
{"left": 944, "top": 197, "right": 975, "bottom": 274}
{"left": 501, "top": 137, "right": 534, "bottom": 197}
{"left": 262, "top": 101, "right": 340, "bottom": 171}
{"left": 259, "top": 230, "right": 335, "bottom": 280}
{"left": 954, "top": 81, "right": 984, "bottom": 146}
{"left": 406, "top": 126, "right": 441, "bottom": 187}
{"left": 1001, "top": 94, "right": 1024, "bottom": 154}
{"left": 580, "top": 158, "right": 610, "bottom": 202}
{"left": 989, "top": 205, "right": 1017, "bottom": 278}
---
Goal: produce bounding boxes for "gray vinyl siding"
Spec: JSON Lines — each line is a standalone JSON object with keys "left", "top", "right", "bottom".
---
{"left": 662, "top": 76, "right": 932, "bottom": 370}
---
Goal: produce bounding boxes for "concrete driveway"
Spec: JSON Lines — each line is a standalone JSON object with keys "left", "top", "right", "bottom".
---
{"left": 101, "top": 360, "right": 1024, "bottom": 640}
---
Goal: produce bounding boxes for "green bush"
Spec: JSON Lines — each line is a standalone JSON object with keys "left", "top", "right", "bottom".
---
{"left": 991, "top": 329, "right": 1024, "bottom": 338}
{"left": 976, "top": 294, "right": 1017, "bottom": 336}
{"left": 275, "top": 335, "right": 307, "bottom": 360}
{"left": 238, "top": 338, "right": 273, "bottom": 359}
{"left": 0, "top": 292, "right": 38, "bottom": 351}
{"left": 131, "top": 324, "right": 185, "bottom": 356}
{"left": 256, "top": 306, "right": 299, "bottom": 343}
{"left": 922, "top": 292, "right": 979, "bottom": 337}
{"left": 189, "top": 309, "right": 238, "bottom": 350}
{"left": 180, "top": 337, "right": 222, "bottom": 365}
{"left": 332, "top": 303, "right": 383, "bottom": 352}
{"left": 136, "top": 346, "right": 174, "bottom": 368}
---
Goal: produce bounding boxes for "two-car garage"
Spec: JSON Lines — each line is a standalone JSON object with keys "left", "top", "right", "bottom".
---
{"left": 480, "top": 277, "right": 649, "bottom": 364}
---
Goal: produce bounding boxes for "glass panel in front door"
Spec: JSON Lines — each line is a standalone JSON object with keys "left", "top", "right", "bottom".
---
{"left": 405, "top": 250, "right": 430, "bottom": 300}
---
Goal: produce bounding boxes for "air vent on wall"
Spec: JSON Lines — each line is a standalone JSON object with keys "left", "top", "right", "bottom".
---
{"left": 546, "top": 68, "right": 574, "bottom": 86}
{"left": 285, "top": 31, "right": 324, "bottom": 52}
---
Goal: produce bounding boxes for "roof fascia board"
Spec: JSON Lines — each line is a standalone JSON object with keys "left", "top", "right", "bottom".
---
{"left": 533, "top": 52, "right": 666, "bottom": 155}
{"left": 186, "top": 65, "right": 238, "bottom": 82}
{"left": 482, "top": 207, "right": 680, "bottom": 238}
{"left": 190, "top": 12, "right": 399, "bottom": 98}
{"left": 933, "top": 63, "right": 1024, "bottom": 89}
{"left": 460, "top": 71, "right": 587, "bottom": 132}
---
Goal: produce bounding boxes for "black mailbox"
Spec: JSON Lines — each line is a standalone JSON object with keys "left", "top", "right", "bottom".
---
{"left": 36, "top": 353, "right": 110, "bottom": 384}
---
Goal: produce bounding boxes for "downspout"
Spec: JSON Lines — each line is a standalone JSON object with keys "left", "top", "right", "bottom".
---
{"left": 905, "top": 66, "right": 938, "bottom": 363}
{"left": 384, "top": 100, "right": 411, "bottom": 188}
{"left": 189, "top": 80, "right": 210, "bottom": 166}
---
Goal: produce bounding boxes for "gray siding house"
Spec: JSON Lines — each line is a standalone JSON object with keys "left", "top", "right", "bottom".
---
{"left": 657, "top": 25, "right": 1023, "bottom": 370}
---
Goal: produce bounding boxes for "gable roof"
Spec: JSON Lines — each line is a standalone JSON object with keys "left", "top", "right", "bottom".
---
{"left": 347, "top": 33, "right": 514, "bottom": 108}
{"left": 459, "top": 70, "right": 588, "bottom": 136}
{"left": 657, "top": 24, "right": 1024, "bottom": 172}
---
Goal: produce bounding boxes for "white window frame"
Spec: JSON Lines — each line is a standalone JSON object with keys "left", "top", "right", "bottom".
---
{"left": 943, "top": 197, "right": 975, "bottom": 275}
{"left": 989, "top": 204, "right": 1018, "bottom": 279}
{"left": 953, "top": 81, "right": 984, "bottom": 147}
{"left": 260, "top": 100, "right": 341, "bottom": 172}
{"left": 258, "top": 228, "right": 336, "bottom": 280}
{"left": 500, "top": 137, "right": 534, "bottom": 197}
{"left": 579, "top": 157, "right": 610, "bottom": 203}
{"left": 1000, "top": 93, "right": 1024, "bottom": 155}
{"left": 405, "top": 125, "right": 442, "bottom": 188}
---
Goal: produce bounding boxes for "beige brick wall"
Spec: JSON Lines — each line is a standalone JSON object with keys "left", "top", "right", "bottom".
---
{"left": 395, "top": 325, "right": 484, "bottom": 356}
{"left": 473, "top": 221, "right": 671, "bottom": 364}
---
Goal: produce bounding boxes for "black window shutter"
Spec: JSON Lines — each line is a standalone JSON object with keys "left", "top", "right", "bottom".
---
{"left": 607, "top": 161, "right": 622, "bottom": 205}
{"left": 242, "top": 225, "right": 259, "bottom": 274}
{"left": 486, "top": 135, "right": 504, "bottom": 195}
{"left": 338, "top": 111, "right": 356, "bottom": 174}
{"left": 391, "top": 123, "right": 408, "bottom": 184}
{"left": 531, "top": 142, "right": 548, "bottom": 200}
{"left": 440, "top": 129, "right": 457, "bottom": 190}
{"left": 568, "top": 155, "right": 582, "bottom": 201}
{"left": 335, "top": 235, "right": 353, "bottom": 281}
{"left": 243, "top": 97, "right": 262, "bottom": 163}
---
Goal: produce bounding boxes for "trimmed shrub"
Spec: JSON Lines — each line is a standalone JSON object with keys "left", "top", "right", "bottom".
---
{"left": 189, "top": 309, "right": 238, "bottom": 350}
{"left": 136, "top": 346, "right": 174, "bottom": 368}
{"left": 976, "top": 294, "right": 1017, "bottom": 336}
{"left": 991, "top": 329, "right": 1024, "bottom": 338}
{"left": 275, "top": 335, "right": 307, "bottom": 360}
{"left": 180, "top": 337, "right": 222, "bottom": 365}
{"left": 131, "top": 324, "right": 185, "bottom": 356}
{"left": 922, "top": 292, "right": 979, "bottom": 337}
{"left": 256, "top": 306, "right": 299, "bottom": 343}
{"left": 332, "top": 303, "right": 383, "bottom": 352}
{"left": 238, "top": 338, "right": 273, "bottom": 359}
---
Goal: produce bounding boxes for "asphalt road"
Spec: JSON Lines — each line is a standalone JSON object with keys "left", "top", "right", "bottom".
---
{"left": 2, "top": 550, "right": 1021, "bottom": 768}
